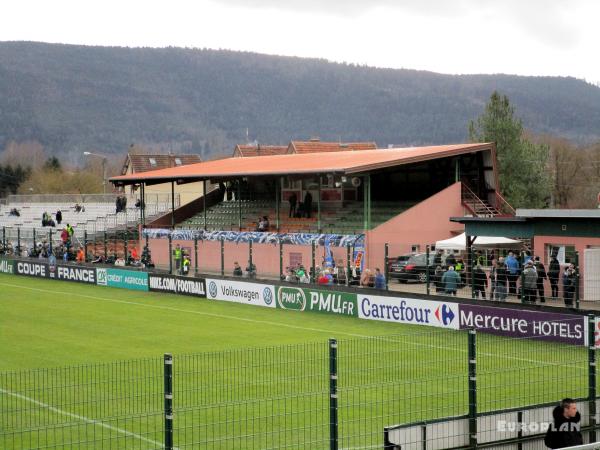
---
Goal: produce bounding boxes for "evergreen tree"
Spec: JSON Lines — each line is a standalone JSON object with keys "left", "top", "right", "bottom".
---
{"left": 469, "top": 91, "right": 551, "bottom": 208}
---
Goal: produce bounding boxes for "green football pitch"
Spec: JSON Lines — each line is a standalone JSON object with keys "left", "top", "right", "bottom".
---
{"left": 0, "top": 274, "right": 589, "bottom": 449}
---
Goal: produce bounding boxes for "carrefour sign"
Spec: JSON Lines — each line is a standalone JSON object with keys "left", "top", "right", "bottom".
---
{"left": 358, "top": 295, "right": 459, "bottom": 329}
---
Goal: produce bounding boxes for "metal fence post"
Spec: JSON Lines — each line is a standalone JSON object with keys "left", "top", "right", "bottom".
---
{"left": 220, "top": 238, "right": 225, "bottom": 277}
{"left": 575, "top": 251, "right": 580, "bottom": 309}
{"left": 103, "top": 231, "right": 108, "bottom": 260}
{"left": 32, "top": 228, "right": 36, "bottom": 252}
{"left": 311, "top": 241, "right": 316, "bottom": 283}
{"left": 520, "top": 266, "right": 525, "bottom": 304}
{"left": 17, "top": 227, "right": 20, "bottom": 256}
{"left": 84, "top": 230, "right": 88, "bottom": 262}
{"left": 279, "top": 239, "right": 283, "bottom": 280}
{"left": 48, "top": 229, "right": 53, "bottom": 254}
{"left": 470, "top": 247, "right": 475, "bottom": 299}
{"left": 2, "top": 226, "right": 5, "bottom": 250}
{"left": 248, "top": 240, "right": 253, "bottom": 269}
{"left": 384, "top": 243, "right": 389, "bottom": 291}
{"left": 168, "top": 234, "right": 173, "bottom": 275}
{"left": 426, "top": 245, "right": 431, "bottom": 295}
{"left": 346, "top": 244, "right": 351, "bottom": 287}
{"left": 329, "top": 338, "right": 338, "bottom": 450}
{"left": 589, "top": 314, "right": 597, "bottom": 443}
{"left": 124, "top": 230, "right": 129, "bottom": 263}
{"left": 468, "top": 329, "right": 477, "bottom": 449}
{"left": 194, "top": 236, "right": 198, "bottom": 276}
{"left": 164, "top": 353, "right": 174, "bottom": 450}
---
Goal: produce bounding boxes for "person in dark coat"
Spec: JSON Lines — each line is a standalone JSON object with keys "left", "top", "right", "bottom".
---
{"left": 534, "top": 256, "right": 547, "bottom": 302}
{"left": 562, "top": 264, "right": 576, "bottom": 307}
{"left": 548, "top": 256, "right": 561, "bottom": 300}
{"left": 472, "top": 264, "right": 488, "bottom": 299}
{"left": 56, "top": 210, "right": 62, "bottom": 225}
{"left": 288, "top": 192, "right": 297, "bottom": 218}
{"left": 544, "top": 398, "right": 582, "bottom": 449}
{"left": 303, "top": 191, "right": 312, "bottom": 218}
{"left": 494, "top": 257, "right": 508, "bottom": 301}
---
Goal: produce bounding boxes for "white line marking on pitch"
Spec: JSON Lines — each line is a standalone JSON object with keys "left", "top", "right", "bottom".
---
{"left": 0, "top": 387, "right": 166, "bottom": 449}
{"left": 0, "top": 281, "right": 582, "bottom": 369}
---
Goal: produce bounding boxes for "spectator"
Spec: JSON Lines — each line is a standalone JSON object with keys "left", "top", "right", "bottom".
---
{"left": 60, "top": 227, "right": 69, "bottom": 245}
{"left": 135, "top": 198, "right": 145, "bottom": 208}
{"left": 288, "top": 192, "right": 297, "bottom": 218}
{"left": 434, "top": 266, "right": 446, "bottom": 294}
{"left": 360, "top": 269, "right": 373, "bottom": 288}
{"left": 534, "top": 256, "right": 547, "bottom": 303}
{"left": 522, "top": 260, "right": 538, "bottom": 303}
{"left": 505, "top": 251, "right": 520, "bottom": 295}
{"left": 374, "top": 268, "right": 386, "bottom": 289}
{"left": 115, "top": 196, "right": 122, "bottom": 213}
{"left": 246, "top": 260, "right": 257, "bottom": 279}
{"left": 9, "top": 208, "right": 20, "bottom": 217}
{"left": 548, "top": 255, "right": 561, "bottom": 300}
{"left": 182, "top": 254, "right": 191, "bottom": 275}
{"left": 92, "top": 254, "right": 104, "bottom": 264}
{"left": 445, "top": 252, "right": 456, "bottom": 268}
{"left": 233, "top": 261, "right": 243, "bottom": 277}
{"left": 284, "top": 267, "right": 297, "bottom": 283}
{"left": 303, "top": 191, "right": 313, "bottom": 218}
{"left": 494, "top": 257, "right": 509, "bottom": 301}
{"left": 74, "top": 203, "right": 82, "bottom": 213}
{"left": 130, "top": 246, "right": 139, "bottom": 261}
{"left": 174, "top": 244, "right": 182, "bottom": 272}
{"left": 433, "top": 249, "right": 443, "bottom": 267}
{"left": 562, "top": 264, "right": 576, "bottom": 307}
{"left": 76, "top": 246, "right": 85, "bottom": 263}
{"left": 296, "top": 266, "right": 309, "bottom": 284}
{"left": 472, "top": 263, "right": 487, "bottom": 299}
{"left": 489, "top": 258, "right": 498, "bottom": 299}
{"left": 544, "top": 398, "right": 582, "bottom": 449}
{"left": 317, "top": 270, "right": 330, "bottom": 285}
{"left": 441, "top": 266, "right": 461, "bottom": 296}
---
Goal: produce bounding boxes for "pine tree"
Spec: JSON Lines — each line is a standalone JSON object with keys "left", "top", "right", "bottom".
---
{"left": 469, "top": 91, "right": 551, "bottom": 208}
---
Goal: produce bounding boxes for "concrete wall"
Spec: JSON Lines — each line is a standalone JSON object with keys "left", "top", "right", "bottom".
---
{"left": 365, "top": 182, "right": 465, "bottom": 269}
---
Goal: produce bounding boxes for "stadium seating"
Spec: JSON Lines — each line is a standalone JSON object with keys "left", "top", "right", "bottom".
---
{"left": 178, "top": 200, "right": 416, "bottom": 234}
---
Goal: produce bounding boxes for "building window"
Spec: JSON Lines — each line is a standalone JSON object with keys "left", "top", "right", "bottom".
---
{"left": 547, "top": 244, "right": 576, "bottom": 265}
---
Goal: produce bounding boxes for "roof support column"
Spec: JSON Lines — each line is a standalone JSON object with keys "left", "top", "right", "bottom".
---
{"left": 276, "top": 177, "right": 281, "bottom": 232}
{"left": 171, "top": 181, "right": 175, "bottom": 229}
{"left": 238, "top": 180, "right": 242, "bottom": 231}
{"left": 455, "top": 158, "right": 461, "bottom": 183}
{"left": 203, "top": 179, "right": 207, "bottom": 231}
{"left": 363, "top": 174, "right": 371, "bottom": 231}
{"left": 141, "top": 183, "right": 146, "bottom": 227}
{"left": 317, "top": 174, "right": 322, "bottom": 233}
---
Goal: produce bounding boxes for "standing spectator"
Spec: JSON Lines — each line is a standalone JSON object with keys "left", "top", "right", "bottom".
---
{"left": 76, "top": 246, "right": 85, "bottom": 263}
{"left": 548, "top": 255, "right": 561, "bottom": 300}
{"left": 562, "top": 263, "right": 576, "bottom": 307}
{"left": 522, "top": 260, "right": 538, "bottom": 303}
{"left": 115, "top": 196, "right": 122, "bottom": 213}
{"left": 544, "top": 398, "right": 582, "bottom": 449}
{"left": 494, "top": 257, "right": 508, "bottom": 301}
{"left": 303, "top": 191, "right": 313, "bottom": 218}
{"left": 534, "top": 256, "right": 547, "bottom": 303}
{"left": 360, "top": 269, "right": 372, "bottom": 287}
{"left": 226, "top": 182, "right": 233, "bottom": 201}
{"left": 56, "top": 210, "right": 62, "bottom": 225}
{"left": 433, "top": 249, "right": 443, "bottom": 267}
{"left": 472, "top": 263, "right": 487, "bottom": 299}
{"left": 233, "top": 261, "right": 243, "bottom": 277}
{"left": 445, "top": 252, "right": 456, "bottom": 268}
{"left": 288, "top": 192, "right": 297, "bottom": 218}
{"left": 505, "top": 251, "right": 520, "bottom": 295}
{"left": 489, "top": 258, "right": 498, "bottom": 300}
{"left": 174, "top": 244, "right": 182, "bottom": 272}
{"left": 441, "top": 266, "right": 461, "bottom": 296}
{"left": 374, "top": 268, "right": 386, "bottom": 289}
{"left": 434, "top": 265, "right": 446, "bottom": 294}
{"left": 182, "top": 254, "right": 191, "bottom": 275}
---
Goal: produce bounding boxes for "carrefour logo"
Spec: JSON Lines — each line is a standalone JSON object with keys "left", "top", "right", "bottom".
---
{"left": 277, "top": 287, "right": 306, "bottom": 311}
{"left": 263, "top": 287, "right": 274, "bottom": 305}
{"left": 208, "top": 281, "right": 218, "bottom": 298}
{"left": 434, "top": 304, "right": 455, "bottom": 326}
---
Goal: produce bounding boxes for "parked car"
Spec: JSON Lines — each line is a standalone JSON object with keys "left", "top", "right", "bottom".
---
{"left": 389, "top": 253, "right": 436, "bottom": 283}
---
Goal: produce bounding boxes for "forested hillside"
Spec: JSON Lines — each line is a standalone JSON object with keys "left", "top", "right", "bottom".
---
{"left": 1, "top": 41, "right": 599, "bottom": 162}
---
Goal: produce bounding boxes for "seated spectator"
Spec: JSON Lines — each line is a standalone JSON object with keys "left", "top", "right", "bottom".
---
{"left": 182, "top": 254, "right": 191, "bottom": 275}
{"left": 9, "top": 208, "right": 20, "bottom": 217}
{"left": 360, "top": 269, "right": 373, "bottom": 288}
{"left": 317, "top": 270, "right": 330, "bottom": 285}
{"left": 246, "top": 260, "right": 257, "bottom": 279}
{"left": 233, "top": 261, "right": 243, "bottom": 277}
{"left": 256, "top": 216, "right": 269, "bottom": 232}
{"left": 74, "top": 203, "right": 82, "bottom": 213}
{"left": 130, "top": 246, "right": 139, "bottom": 261}
{"left": 76, "top": 246, "right": 85, "bottom": 263}
{"left": 374, "top": 268, "right": 386, "bottom": 289}
{"left": 296, "top": 266, "right": 310, "bottom": 283}
{"left": 91, "top": 254, "right": 104, "bottom": 264}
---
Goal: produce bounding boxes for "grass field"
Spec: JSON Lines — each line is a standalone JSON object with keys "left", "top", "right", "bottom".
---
{"left": 0, "top": 273, "right": 591, "bottom": 449}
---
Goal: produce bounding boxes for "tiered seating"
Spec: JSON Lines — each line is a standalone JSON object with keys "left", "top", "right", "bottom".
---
{"left": 178, "top": 200, "right": 416, "bottom": 234}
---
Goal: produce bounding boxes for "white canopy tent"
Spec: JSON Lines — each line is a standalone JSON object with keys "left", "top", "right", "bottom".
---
{"left": 435, "top": 232, "right": 521, "bottom": 251}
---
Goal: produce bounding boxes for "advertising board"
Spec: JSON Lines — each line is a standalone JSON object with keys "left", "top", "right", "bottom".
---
{"left": 357, "top": 294, "right": 459, "bottom": 329}
{"left": 206, "top": 279, "right": 275, "bottom": 308}
{"left": 459, "top": 303, "right": 587, "bottom": 345}
{"left": 97, "top": 268, "right": 148, "bottom": 291}
{"left": 277, "top": 286, "right": 357, "bottom": 317}
{"left": 148, "top": 273, "right": 206, "bottom": 297}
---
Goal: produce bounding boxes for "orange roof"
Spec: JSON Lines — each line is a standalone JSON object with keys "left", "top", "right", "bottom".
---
{"left": 110, "top": 143, "right": 494, "bottom": 185}
{"left": 233, "top": 145, "right": 288, "bottom": 157}
{"left": 122, "top": 153, "right": 202, "bottom": 174}
{"left": 289, "top": 141, "right": 377, "bottom": 154}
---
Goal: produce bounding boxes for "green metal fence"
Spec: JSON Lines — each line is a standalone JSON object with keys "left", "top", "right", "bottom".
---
{"left": 1, "top": 327, "right": 598, "bottom": 449}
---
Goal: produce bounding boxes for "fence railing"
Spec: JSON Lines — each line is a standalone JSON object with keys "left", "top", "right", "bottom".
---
{"left": 1, "top": 327, "right": 598, "bottom": 449}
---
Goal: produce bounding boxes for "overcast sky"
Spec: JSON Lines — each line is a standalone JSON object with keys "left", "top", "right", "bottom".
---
{"left": 2, "top": 0, "right": 599, "bottom": 83}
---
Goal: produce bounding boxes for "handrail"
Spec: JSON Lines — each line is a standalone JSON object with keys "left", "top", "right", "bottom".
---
{"left": 461, "top": 183, "right": 497, "bottom": 217}
{"left": 494, "top": 191, "right": 516, "bottom": 216}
